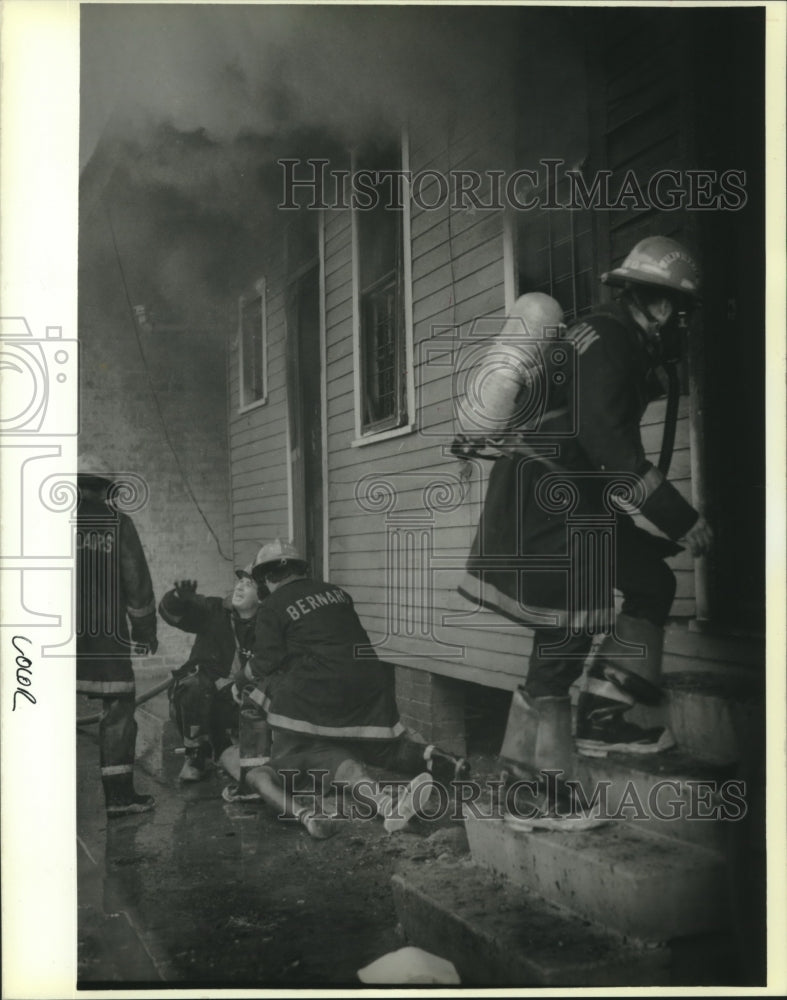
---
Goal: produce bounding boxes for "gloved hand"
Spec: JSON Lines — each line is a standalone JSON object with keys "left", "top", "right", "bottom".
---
{"left": 680, "top": 515, "right": 713, "bottom": 558}
{"left": 174, "top": 579, "right": 198, "bottom": 601}
{"left": 450, "top": 433, "right": 484, "bottom": 460}
{"left": 171, "top": 662, "right": 198, "bottom": 682}
{"left": 133, "top": 636, "right": 159, "bottom": 656}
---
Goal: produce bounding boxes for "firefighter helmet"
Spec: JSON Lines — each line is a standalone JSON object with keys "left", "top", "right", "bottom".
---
{"left": 77, "top": 451, "right": 115, "bottom": 483}
{"left": 253, "top": 538, "right": 304, "bottom": 573}
{"left": 601, "top": 236, "right": 701, "bottom": 301}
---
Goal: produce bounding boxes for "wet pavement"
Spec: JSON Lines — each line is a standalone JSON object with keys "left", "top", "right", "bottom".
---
{"left": 76, "top": 729, "right": 471, "bottom": 988}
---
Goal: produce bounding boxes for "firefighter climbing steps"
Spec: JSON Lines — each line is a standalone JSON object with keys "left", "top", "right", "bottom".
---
{"left": 392, "top": 667, "right": 765, "bottom": 986}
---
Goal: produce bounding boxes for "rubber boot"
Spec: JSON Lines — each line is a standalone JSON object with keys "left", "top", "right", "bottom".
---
{"left": 499, "top": 690, "right": 609, "bottom": 832}
{"left": 594, "top": 615, "right": 666, "bottom": 706}
{"left": 423, "top": 745, "right": 471, "bottom": 784}
{"left": 499, "top": 689, "right": 574, "bottom": 782}
{"left": 239, "top": 697, "right": 272, "bottom": 794}
{"left": 103, "top": 773, "right": 155, "bottom": 817}
{"left": 179, "top": 741, "right": 210, "bottom": 782}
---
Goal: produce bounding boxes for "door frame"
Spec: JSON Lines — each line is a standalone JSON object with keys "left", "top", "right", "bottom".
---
{"left": 283, "top": 211, "right": 329, "bottom": 581}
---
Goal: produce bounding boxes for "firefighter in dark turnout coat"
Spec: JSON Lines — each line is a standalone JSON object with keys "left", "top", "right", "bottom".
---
{"left": 457, "top": 240, "right": 712, "bottom": 795}
{"left": 219, "top": 539, "right": 468, "bottom": 838}
{"left": 159, "top": 564, "right": 266, "bottom": 781}
{"left": 76, "top": 453, "right": 158, "bottom": 816}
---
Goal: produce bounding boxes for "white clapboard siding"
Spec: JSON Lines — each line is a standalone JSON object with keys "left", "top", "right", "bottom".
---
{"left": 225, "top": 82, "right": 762, "bottom": 694}
{"left": 228, "top": 253, "right": 292, "bottom": 559}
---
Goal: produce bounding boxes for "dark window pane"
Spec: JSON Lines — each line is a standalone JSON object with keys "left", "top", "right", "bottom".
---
{"left": 241, "top": 295, "right": 264, "bottom": 404}
{"left": 357, "top": 139, "right": 406, "bottom": 434}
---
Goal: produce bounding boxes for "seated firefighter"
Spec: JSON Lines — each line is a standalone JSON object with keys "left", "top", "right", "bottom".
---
{"left": 159, "top": 562, "right": 267, "bottom": 781}
{"left": 220, "top": 539, "right": 470, "bottom": 838}
{"left": 455, "top": 241, "right": 712, "bottom": 826}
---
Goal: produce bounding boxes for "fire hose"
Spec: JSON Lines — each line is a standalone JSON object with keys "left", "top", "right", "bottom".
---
{"left": 76, "top": 676, "right": 173, "bottom": 727}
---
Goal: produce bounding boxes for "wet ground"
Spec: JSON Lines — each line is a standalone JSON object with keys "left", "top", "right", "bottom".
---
{"left": 77, "top": 730, "right": 475, "bottom": 988}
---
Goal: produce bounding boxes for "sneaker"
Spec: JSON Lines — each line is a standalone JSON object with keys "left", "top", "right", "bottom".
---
{"left": 106, "top": 792, "right": 155, "bottom": 817}
{"left": 383, "top": 772, "right": 434, "bottom": 834}
{"left": 424, "top": 746, "right": 471, "bottom": 784}
{"left": 221, "top": 782, "right": 263, "bottom": 803}
{"left": 576, "top": 717, "right": 676, "bottom": 757}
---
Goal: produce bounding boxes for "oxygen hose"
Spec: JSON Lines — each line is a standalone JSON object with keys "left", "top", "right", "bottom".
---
{"left": 658, "top": 361, "right": 680, "bottom": 477}
{"left": 76, "top": 676, "right": 172, "bottom": 727}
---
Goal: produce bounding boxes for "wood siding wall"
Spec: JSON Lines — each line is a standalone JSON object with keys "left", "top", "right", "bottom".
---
{"left": 228, "top": 255, "right": 291, "bottom": 567}
{"left": 228, "top": 66, "right": 760, "bottom": 691}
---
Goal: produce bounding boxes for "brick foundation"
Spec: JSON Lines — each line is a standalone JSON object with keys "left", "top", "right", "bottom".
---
{"left": 395, "top": 665, "right": 467, "bottom": 755}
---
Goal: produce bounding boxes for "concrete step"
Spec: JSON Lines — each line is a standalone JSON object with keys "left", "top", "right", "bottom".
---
{"left": 391, "top": 857, "right": 671, "bottom": 986}
{"left": 464, "top": 811, "right": 728, "bottom": 943}
{"left": 631, "top": 672, "right": 763, "bottom": 766}
{"left": 572, "top": 749, "right": 738, "bottom": 851}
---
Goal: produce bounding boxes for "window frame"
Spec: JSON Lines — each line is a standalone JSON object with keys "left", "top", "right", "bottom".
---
{"left": 350, "top": 130, "right": 415, "bottom": 447}
{"left": 511, "top": 160, "right": 598, "bottom": 324}
{"left": 237, "top": 277, "right": 268, "bottom": 413}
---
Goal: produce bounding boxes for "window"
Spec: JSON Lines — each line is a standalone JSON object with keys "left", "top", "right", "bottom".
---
{"left": 355, "top": 139, "right": 409, "bottom": 437}
{"left": 238, "top": 279, "right": 267, "bottom": 411}
{"left": 516, "top": 164, "right": 596, "bottom": 322}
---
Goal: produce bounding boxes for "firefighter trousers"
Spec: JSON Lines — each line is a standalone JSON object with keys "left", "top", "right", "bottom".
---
{"left": 524, "top": 524, "right": 677, "bottom": 698}
{"left": 99, "top": 696, "right": 138, "bottom": 789}
{"left": 170, "top": 670, "right": 237, "bottom": 759}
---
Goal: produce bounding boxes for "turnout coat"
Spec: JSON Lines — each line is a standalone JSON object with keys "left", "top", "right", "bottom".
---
{"left": 246, "top": 578, "right": 404, "bottom": 741}
{"left": 159, "top": 588, "right": 258, "bottom": 685}
{"left": 458, "top": 303, "right": 699, "bottom": 628}
{"left": 76, "top": 496, "right": 157, "bottom": 697}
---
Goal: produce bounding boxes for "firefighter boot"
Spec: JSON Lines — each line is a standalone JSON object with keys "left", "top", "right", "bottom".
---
{"left": 103, "top": 773, "right": 155, "bottom": 817}
{"left": 575, "top": 615, "right": 675, "bottom": 756}
{"left": 575, "top": 667, "right": 675, "bottom": 757}
{"left": 238, "top": 699, "right": 272, "bottom": 795}
{"left": 499, "top": 690, "right": 610, "bottom": 831}
{"left": 589, "top": 614, "right": 666, "bottom": 706}
{"left": 423, "top": 745, "right": 471, "bottom": 785}
{"left": 179, "top": 740, "right": 211, "bottom": 782}
{"left": 499, "top": 689, "right": 574, "bottom": 783}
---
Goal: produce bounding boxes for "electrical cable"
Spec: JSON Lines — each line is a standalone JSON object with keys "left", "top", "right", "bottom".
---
{"left": 104, "top": 203, "right": 233, "bottom": 562}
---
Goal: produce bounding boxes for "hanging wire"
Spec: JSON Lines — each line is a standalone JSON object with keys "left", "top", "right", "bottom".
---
{"left": 445, "top": 113, "right": 473, "bottom": 501}
{"left": 104, "top": 203, "right": 233, "bottom": 562}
